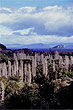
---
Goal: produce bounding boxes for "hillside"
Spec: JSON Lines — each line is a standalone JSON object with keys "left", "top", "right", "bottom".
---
{"left": 0, "top": 43, "right": 7, "bottom": 50}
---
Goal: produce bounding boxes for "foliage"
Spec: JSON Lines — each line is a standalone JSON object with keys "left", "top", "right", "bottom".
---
{"left": 4, "top": 82, "right": 40, "bottom": 109}
{"left": 4, "top": 67, "right": 54, "bottom": 109}
{"left": 35, "top": 68, "right": 54, "bottom": 109}
{"left": 9, "top": 75, "right": 21, "bottom": 82}
{"left": 50, "top": 82, "right": 73, "bottom": 109}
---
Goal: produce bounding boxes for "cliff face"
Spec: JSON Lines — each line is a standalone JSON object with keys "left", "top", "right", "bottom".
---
{"left": 0, "top": 43, "right": 7, "bottom": 50}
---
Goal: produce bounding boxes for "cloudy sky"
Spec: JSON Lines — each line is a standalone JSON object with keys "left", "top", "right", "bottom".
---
{"left": 0, "top": 0, "right": 73, "bottom": 46}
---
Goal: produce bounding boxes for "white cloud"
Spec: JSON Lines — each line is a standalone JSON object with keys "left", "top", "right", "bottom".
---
{"left": 0, "top": 5, "right": 73, "bottom": 36}
{"left": 0, "top": 25, "right": 35, "bottom": 36}
{"left": 0, "top": 8, "right": 12, "bottom": 13}
{"left": 0, "top": 6, "right": 73, "bottom": 45}
{"left": 17, "top": 7, "right": 36, "bottom": 13}
{"left": 43, "top": 5, "right": 60, "bottom": 11}
{"left": 13, "top": 27, "right": 34, "bottom": 35}
{"left": 0, "top": 25, "right": 13, "bottom": 35}
{"left": 1, "top": 35, "right": 73, "bottom": 45}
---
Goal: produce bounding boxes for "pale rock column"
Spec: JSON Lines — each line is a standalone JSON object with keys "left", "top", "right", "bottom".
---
{"left": 32, "top": 56, "right": 36, "bottom": 77}
{"left": 13, "top": 61, "right": 17, "bottom": 75}
{"left": 13, "top": 53, "right": 17, "bottom": 60}
{"left": 70, "top": 56, "right": 73, "bottom": 65}
{"left": 53, "top": 61, "right": 56, "bottom": 72}
{"left": 0, "top": 64, "right": 1, "bottom": 77}
{"left": 24, "top": 63, "right": 27, "bottom": 82}
{"left": 20, "top": 60, "right": 23, "bottom": 82}
{"left": 13, "top": 53, "right": 18, "bottom": 75}
{"left": 32, "top": 57, "right": 34, "bottom": 77}
{"left": 17, "top": 53, "right": 20, "bottom": 60}
{"left": 8, "top": 61, "right": 11, "bottom": 77}
{"left": 37, "top": 55, "right": 40, "bottom": 65}
{"left": 59, "top": 56, "right": 63, "bottom": 68}
{"left": 48, "top": 54, "right": 51, "bottom": 59}
{"left": 69, "top": 56, "right": 73, "bottom": 73}
{"left": 54, "top": 51, "right": 59, "bottom": 60}
{"left": 34, "top": 53, "right": 37, "bottom": 68}
{"left": 64, "top": 55, "right": 70, "bottom": 71}
{"left": 43, "top": 57, "right": 48, "bottom": 76}
{"left": 11, "top": 65, "right": 14, "bottom": 76}
{"left": 27, "top": 54, "right": 30, "bottom": 60}
{"left": 43, "top": 58, "right": 46, "bottom": 75}
{"left": 50, "top": 55, "right": 53, "bottom": 63}
{"left": 27, "top": 63, "right": 32, "bottom": 84}
{"left": 1, "top": 81, "right": 4, "bottom": 101}
{"left": 41, "top": 54, "right": 46, "bottom": 75}
{"left": 41, "top": 54, "right": 44, "bottom": 64}
{"left": 2, "top": 63, "right": 5, "bottom": 76}
{"left": 3, "top": 62, "right": 7, "bottom": 78}
{"left": 16, "top": 60, "right": 18, "bottom": 75}
{"left": 24, "top": 54, "right": 27, "bottom": 59}
{"left": 45, "top": 58, "right": 48, "bottom": 76}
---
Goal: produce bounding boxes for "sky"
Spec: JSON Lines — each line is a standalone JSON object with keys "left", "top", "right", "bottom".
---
{"left": 0, "top": 0, "right": 73, "bottom": 46}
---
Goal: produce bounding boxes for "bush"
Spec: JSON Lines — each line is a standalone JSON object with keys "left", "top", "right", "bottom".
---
{"left": 4, "top": 82, "right": 40, "bottom": 109}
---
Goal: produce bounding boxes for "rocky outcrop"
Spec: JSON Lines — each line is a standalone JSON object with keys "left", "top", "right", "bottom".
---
{"left": 0, "top": 43, "right": 7, "bottom": 50}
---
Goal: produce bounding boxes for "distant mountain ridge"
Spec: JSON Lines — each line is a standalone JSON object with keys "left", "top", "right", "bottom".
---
{"left": 0, "top": 43, "right": 73, "bottom": 50}
{"left": 0, "top": 43, "right": 73, "bottom": 55}
{"left": 6, "top": 43, "right": 73, "bottom": 49}
{"left": 6, "top": 43, "right": 50, "bottom": 49}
